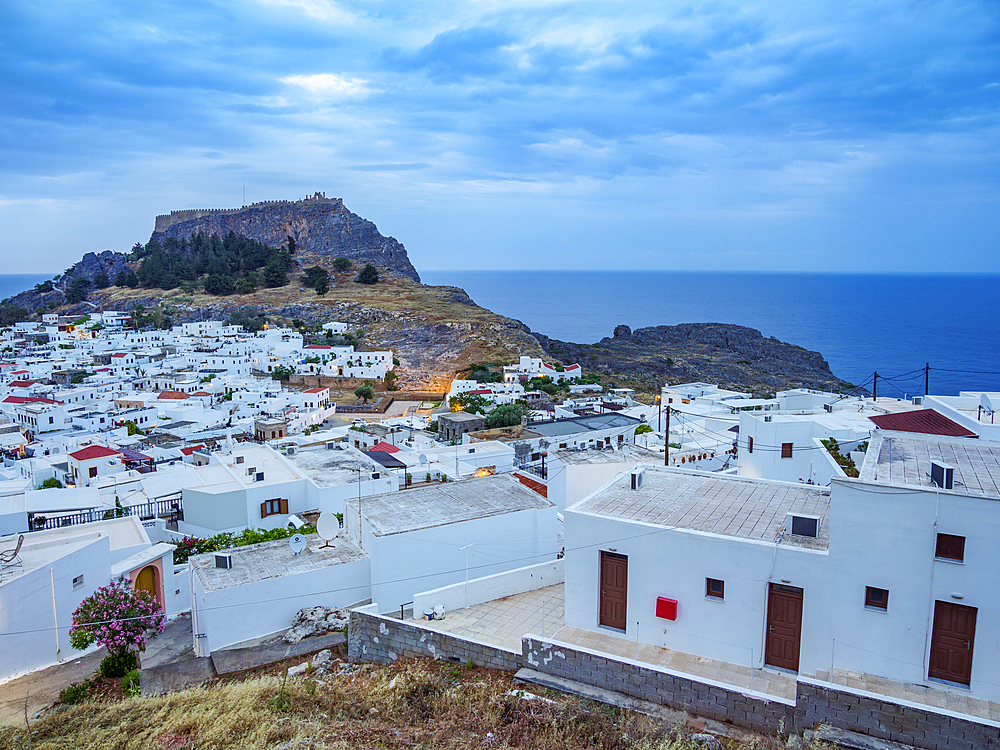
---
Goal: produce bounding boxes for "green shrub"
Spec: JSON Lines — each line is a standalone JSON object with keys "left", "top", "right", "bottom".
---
{"left": 121, "top": 669, "right": 141, "bottom": 696}
{"left": 60, "top": 679, "right": 91, "bottom": 705}
{"left": 99, "top": 649, "right": 138, "bottom": 678}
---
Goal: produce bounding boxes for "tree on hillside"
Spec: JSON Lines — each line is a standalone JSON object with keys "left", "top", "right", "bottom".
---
{"left": 357, "top": 264, "right": 379, "bottom": 284}
{"left": 0, "top": 304, "right": 28, "bottom": 326}
{"left": 287, "top": 235, "right": 296, "bottom": 254}
{"left": 66, "top": 277, "right": 90, "bottom": 304}
{"left": 116, "top": 270, "right": 139, "bottom": 288}
{"left": 93, "top": 271, "right": 110, "bottom": 289}
{"left": 302, "top": 265, "right": 328, "bottom": 289}
{"left": 355, "top": 385, "right": 375, "bottom": 404}
{"left": 332, "top": 257, "right": 352, "bottom": 272}
{"left": 315, "top": 275, "right": 329, "bottom": 295}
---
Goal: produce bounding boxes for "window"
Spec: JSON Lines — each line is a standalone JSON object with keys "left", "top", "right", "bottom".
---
{"left": 260, "top": 498, "right": 288, "bottom": 518}
{"left": 781, "top": 442, "right": 793, "bottom": 458}
{"left": 73, "top": 574, "right": 84, "bottom": 590}
{"left": 706, "top": 578, "right": 725, "bottom": 600}
{"left": 747, "top": 437, "right": 753, "bottom": 453}
{"left": 88, "top": 466, "right": 98, "bottom": 478}
{"left": 865, "top": 586, "right": 888, "bottom": 610}
{"left": 935, "top": 533, "right": 965, "bottom": 562}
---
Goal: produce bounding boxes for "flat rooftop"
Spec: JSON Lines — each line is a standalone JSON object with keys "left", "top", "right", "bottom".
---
{"left": 529, "top": 412, "right": 642, "bottom": 438}
{"left": 361, "top": 473, "right": 553, "bottom": 537}
{"left": 860, "top": 431, "right": 1000, "bottom": 499}
{"left": 572, "top": 466, "right": 830, "bottom": 550}
{"left": 286, "top": 446, "right": 384, "bottom": 487}
{"left": 555, "top": 445, "right": 664, "bottom": 465}
{"left": 191, "top": 533, "right": 367, "bottom": 592}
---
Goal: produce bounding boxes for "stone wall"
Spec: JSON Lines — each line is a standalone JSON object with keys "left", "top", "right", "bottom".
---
{"left": 347, "top": 616, "right": 1000, "bottom": 748}
{"left": 797, "top": 678, "right": 1000, "bottom": 750}
{"left": 348, "top": 609, "right": 522, "bottom": 671}
{"left": 523, "top": 636, "right": 797, "bottom": 735}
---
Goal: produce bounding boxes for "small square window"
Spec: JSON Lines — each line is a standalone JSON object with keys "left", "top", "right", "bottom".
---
{"left": 73, "top": 574, "right": 84, "bottom": 590}
{"left": 935, "top": 533, "right": 965, "bottom": 562}
{"left": 865, "top": 586, "right": 888, "bottom": 610}
{"left": 706, "top": 578, "right": 725, "bottom": 600}
{"left": 781, "top": 442, "right": 793, "bottom": 458}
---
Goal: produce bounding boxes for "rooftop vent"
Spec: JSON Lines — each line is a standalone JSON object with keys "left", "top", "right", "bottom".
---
{"left": 930, "top": 460, "right": 954, "bottom": 490}
{"left": 785, "top": 513, "right": 820, "bottom": 538}
{"left": 285, "top": 445, "right": 296, "bottom": 455}
{"left": 913, "top": 395, "right": 924, "bottom": 406}
{"left": 255, "top": 472, "right": 265, "bottom": 482}
{"left": 215, "top": 553, "right": 233, "bottom": 570}
{"left": 325, "top": 441, "right": 337, "bottom": 450}
{"left": 630, "top": 468, "right": 645, "bottom": 490}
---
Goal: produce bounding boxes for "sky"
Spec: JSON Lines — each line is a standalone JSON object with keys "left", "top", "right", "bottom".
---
{"left": 1, "top": 0, "right": 998, "bottom": 274}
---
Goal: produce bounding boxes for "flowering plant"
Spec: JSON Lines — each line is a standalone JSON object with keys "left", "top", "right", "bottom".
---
{"left": 69, "top": 579, "right": 164, "bottom": 657}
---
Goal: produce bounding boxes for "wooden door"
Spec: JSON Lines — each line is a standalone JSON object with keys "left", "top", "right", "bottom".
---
{"left": 136, "top": 565, "right": 159, "bottom": 605}
{"left": 765, "top": 583, "right": 803, "bottom": 672}
{"left": 599, "top": 551, "right": 628, "bottom": 631}
{"left": 929, "top": 601, "right": 977, "bottom": 685}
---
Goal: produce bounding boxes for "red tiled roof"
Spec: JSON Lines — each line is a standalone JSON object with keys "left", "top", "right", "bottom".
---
{"left": 158, "top": 390, "right": 190, "bottom": 400}
{"left": 9, "top": 380, "right": 35, "bottom": 387}
{"left": 111, "top": 352, "right": 128, "bottom": 357}
{"left": 370, "top": 441, "right": 401, "bottom": 453}
{"left": 69, "top": 445, "right": 120, "bottom": 461}
{"left": 470, "top": 389, "right": 493, "bottom": 395}
{"left": 180, "top": 444, "right": 205, "bottom": 456}
{"left": 303, "top": 345, "right": 331, "bottom": 349}
{"left": 3, "top": 396, "right": 62, "bottom": 405}
{"left": 869, "top": 409, "right": 977, "bottom": 438}
{"left": 190, "top": 391, "right": 213, "bottom": 397}
{"left": 303, "top": 387, "right": 327, "bottom": 393}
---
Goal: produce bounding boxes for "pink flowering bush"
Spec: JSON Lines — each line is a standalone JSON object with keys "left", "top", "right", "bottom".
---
{"left": 69, "top": 579, "right": 164, "bottom": 659}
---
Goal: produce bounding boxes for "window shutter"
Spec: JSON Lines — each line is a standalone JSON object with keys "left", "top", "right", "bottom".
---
{"left": 279, "top": 498, "right": 288, "bottom": 515}
{"left": 260, "top": 501, "right": 268, "bottom": 518}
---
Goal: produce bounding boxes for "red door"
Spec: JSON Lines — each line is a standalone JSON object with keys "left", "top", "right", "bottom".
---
{"left": 599, "top": 552, "right": 628, "bottom": 631}
{"left": 765, "top": 583, "right": 803, "bottom": 672}
{"left": 929, "top": 601, "right": 977, "bottom": 685}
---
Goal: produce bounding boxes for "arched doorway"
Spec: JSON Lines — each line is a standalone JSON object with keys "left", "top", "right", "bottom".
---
{"left": 136, "top": 565, "right": 159, "bottom": 606}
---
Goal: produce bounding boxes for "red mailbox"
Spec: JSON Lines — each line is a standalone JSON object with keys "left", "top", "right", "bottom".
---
{"left": 656, "top": 597, "right": 677, "bottom": 620}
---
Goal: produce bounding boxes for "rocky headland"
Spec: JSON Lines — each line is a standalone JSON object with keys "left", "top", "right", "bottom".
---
{"left": 6, "top": 196, "right": 856, "bottom": 398}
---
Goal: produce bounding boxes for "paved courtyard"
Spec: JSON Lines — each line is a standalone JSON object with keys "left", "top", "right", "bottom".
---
{"left": 410, "top": 583, "right": 1000, "bottom": 719}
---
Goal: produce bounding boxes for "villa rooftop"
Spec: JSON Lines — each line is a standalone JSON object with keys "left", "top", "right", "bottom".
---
{"left": 572, "top": 465, "right": 830, "bottom": 550}
{"left": 285, "top": 445, "right": 385, "bottom": 487}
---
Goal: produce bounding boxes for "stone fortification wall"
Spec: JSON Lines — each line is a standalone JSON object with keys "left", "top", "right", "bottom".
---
{"left": 151, "top": 192, "right": 420, "bottom": 282}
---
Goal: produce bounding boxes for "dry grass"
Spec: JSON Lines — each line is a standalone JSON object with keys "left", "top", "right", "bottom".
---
{"left": 0, "top": 660, "right": 829, "bottom": 750}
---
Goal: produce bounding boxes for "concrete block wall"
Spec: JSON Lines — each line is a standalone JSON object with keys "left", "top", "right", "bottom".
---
{"left": 797, "top": 679, "right": 1000, "bottom": 750}
{"left": 522, "top": 636, "right": 797, "bottom": 735}
{"left": 348, "top": 610, "right": 522, "bottom": 671}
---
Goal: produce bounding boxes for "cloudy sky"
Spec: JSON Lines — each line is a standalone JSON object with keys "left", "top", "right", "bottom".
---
{"left": 2, "top": 0, "right": 997, "bottom": 274}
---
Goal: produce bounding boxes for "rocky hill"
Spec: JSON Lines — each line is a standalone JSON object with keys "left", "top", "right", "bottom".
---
{"left": 3, "top": 196, "right": 860, "bottom": 399}
{"left": 152, "top": 192, "right": 420, "bottom": 282}
{"left": 536, "top": 323, "right": 858, "bottom": 397}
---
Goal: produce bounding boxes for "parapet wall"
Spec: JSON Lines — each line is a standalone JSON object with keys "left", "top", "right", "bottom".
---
{"left": 153, "top": 193, "right": 343, "bottom": 233}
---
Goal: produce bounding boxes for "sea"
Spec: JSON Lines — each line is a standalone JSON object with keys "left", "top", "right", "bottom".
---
{"left": 4, "top": 270, "right": 996, "bottom": 397}
{"left": 422, "top": 271, "right": 1000, "bottom": 398}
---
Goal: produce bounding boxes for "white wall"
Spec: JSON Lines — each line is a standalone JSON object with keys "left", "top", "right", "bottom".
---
{"left": 413, "top": 559, "right": 563, "bottom": 617}
{"left": 366, "top": 505, "right": 558, "bottom": 615}
{"left": 190, "top": 555, "right": 370, "bottom": 653}
{"left": 0, "top": 536, "right": 110, "bottom": 680}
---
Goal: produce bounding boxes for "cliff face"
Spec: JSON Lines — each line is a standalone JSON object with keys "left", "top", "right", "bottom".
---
{"left": 536, "top": 323, "right": 858, "bottom": 397}
{"left": 151, "top": 193, "right": 420, "bottom": 282}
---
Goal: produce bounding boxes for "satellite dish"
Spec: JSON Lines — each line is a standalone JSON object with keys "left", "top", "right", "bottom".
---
{"left": 419, "top": 454, "right": 427, "bottom": 465}
{"left": 981, "top": 394, "right": 995, "bottom": 423}
{"left": 288, "top": 534, "right": 307, "bottom": 555}
{"left": 621, "top": 444, "right": 632, "bottom": 458}
{"left": 316, "top": 512, "right": 338, "bottom": 549}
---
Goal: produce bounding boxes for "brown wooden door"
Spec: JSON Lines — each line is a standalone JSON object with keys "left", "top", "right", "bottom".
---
{"left": 765, "top": 583, "right": 803, "bottom": 672}
{"left": 599, "top": 551, "right": 628, "bottom": 630}
{"left": 929, "top": 601, "right": 977, "bottom": 685}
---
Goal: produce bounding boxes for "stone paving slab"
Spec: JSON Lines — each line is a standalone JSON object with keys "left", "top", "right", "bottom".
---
{"left": 212, "top": 632, "right": 345, "bottom": 676}
{"left": 141, "top": 657, "right": 216, "bottom": 696}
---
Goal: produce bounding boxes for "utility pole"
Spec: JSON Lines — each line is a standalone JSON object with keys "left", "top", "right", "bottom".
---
{"left": 873, "top": 371, "right": 878, "bottom": 402}
{"left": 925, "top": 363, "right": 930, "bottom": 396}
{"left": 664, "top": 407, "right": 671, "bottom": 466}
